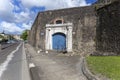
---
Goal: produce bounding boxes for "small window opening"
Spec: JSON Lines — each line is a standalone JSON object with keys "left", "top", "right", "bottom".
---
{"left": 56, "top": 20, "right": 62, "bottom": 24}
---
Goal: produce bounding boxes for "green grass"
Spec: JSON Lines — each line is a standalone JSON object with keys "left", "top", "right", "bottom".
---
{"left": 86, "top": 56, "right": 120, "bottom": 80}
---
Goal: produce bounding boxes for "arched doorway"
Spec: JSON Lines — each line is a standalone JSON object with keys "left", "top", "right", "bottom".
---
{"left": 45, "top": 23, "right": 72, "bottom": 52}
{"left": 52, "top": 33, "right": 66, "bottom": 51}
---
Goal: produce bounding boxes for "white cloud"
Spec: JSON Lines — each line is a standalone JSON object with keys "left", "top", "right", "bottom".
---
{"left": 0, "top": 0, "right": 90, "bottom": 34}
{"left": 21, "top": 21, "right": 33, "bottom": 30}
{"left": 0, "top": 0, "right": 15, "bottom": 22}
{"left": 14, "top": 5, "right": 21, "bottom": 11}
{"left": 0, "top": 21, "right": 23, "bottom": 34}
{"left": 0, "top": 0, "right": 34, "bottom": 34}
{"left": 21, "top": 0, "right": 90, "bottom": 10}
{"left": 0, "top": 21, "right": 32, "bottom": 34}
{"left": 0, "top": 0, "right": 13, "bottom": 12}
{"left": 14, "top": 11, "right": 31, "bottom": 23}
{"left": 0, "top": 0, "right": 89, "bottom": 23}
{"left": 0, "top": 0, "right": 35, "bottom": 23}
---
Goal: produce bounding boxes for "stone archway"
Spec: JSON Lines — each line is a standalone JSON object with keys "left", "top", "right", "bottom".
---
{"left": 45, "top": 23, "right": 73, "bottom": 52}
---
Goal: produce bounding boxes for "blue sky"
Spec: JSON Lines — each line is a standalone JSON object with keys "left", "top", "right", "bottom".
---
{"left": 0, "top": 0, "right": 97, "bottom": 34}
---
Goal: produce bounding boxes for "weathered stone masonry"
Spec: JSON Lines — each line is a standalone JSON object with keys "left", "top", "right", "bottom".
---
{"left": 29, "top": 6, "right": 97, "bottom": 54}
{"left": 96, "top": 0, "right": 120, "bottom": 55}
{"left": 29, "top": 0, "right": 120, "bottom": 55}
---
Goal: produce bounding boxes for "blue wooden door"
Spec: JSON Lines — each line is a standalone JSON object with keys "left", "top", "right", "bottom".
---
{"left": 52, "top": 33, "right": 66, "bottom": 51}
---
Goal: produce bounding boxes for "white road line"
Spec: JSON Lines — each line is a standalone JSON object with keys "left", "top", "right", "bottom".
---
{"left": 0, "top": 43, "right": 22, "bottom": 78}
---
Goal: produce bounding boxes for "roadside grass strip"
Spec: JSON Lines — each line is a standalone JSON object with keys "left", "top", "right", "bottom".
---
{"left": 86, "top": 56, "right": 120, "bottom": 80}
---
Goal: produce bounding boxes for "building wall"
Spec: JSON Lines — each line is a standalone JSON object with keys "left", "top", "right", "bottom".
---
{"left": 96, "top": 0, "right": 120, "bottom": 55}
{"left": 29, "top": 6, "right": 97, "bottom": 55}
{"left": 29, "top": 0, "right": 120, "bottom": 55}
{"left": 29, "top": 16, "right": 38, "bottom": 47}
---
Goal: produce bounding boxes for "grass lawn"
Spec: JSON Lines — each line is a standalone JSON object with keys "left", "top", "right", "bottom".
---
{"left": 86, "top": 56, "right": 120, "bottom": 80}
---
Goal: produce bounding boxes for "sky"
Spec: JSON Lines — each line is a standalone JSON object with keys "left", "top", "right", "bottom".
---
{"left": 0, "top": 0, "right": 97, "bottom": 35}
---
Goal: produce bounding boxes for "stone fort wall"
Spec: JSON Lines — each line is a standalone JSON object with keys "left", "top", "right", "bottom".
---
{"left": 29, "top": 0, "right": 120, "bottom": 55}
{"left": 95, "top": 0, "right": 120, "bottom": 55}
{"left": 29, "top": 6, "right": 97, "bottom": 55}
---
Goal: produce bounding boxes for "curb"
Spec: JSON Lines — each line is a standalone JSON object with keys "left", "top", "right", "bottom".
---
{"left": 25, "top": 44, "right": 41, "bottom": 80}
{"left": 81, "top": 57, "right": 99, "bottom": 80}
{"left": 22, "top": 42, "right": 32, "bottom": 80}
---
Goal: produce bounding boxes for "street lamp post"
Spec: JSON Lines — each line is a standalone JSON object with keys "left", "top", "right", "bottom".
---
{"left": 0, "top": 44, "right": 1, "bottom": 52}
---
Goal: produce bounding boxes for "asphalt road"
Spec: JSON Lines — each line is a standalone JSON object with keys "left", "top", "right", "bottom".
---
{"left": 1, "top": 43, "right": 14, "bottom": 50}
{"left": 0, "top": 42, "right": 31, "bottom": 80}
{"left": 26, "top": 44, "right": 88, "bottom": 80}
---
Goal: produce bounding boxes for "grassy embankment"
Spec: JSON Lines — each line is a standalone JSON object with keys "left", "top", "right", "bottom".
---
{"left": 86, "top": 56, "right": 120, "bottom": 80}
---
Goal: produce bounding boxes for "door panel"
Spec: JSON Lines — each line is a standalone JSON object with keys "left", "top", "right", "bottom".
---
{"left": 52, "top": 33, "right": 66, "bottom": 51}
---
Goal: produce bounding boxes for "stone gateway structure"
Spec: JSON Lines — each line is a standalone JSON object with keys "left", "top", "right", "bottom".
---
{"left": 29, "top": 0, "right": 120, "bottom": 55}
{"left": 29, "top": 6, "right": 97, "bottom": 54}
{"left": 46, "top": 23, "right": 73, "bottom": 52}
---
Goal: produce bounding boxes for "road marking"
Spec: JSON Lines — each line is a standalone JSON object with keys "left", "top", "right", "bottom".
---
{"left": 0, "top": 43, "right": 22, "bottom": 78}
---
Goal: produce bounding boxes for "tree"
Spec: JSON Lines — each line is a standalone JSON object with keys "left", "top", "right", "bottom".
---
{"left": 21, "top": 30, "right": 28, "bottom": 41}
{"left": 0, "top": 34, "right": 4, "bottom": 39}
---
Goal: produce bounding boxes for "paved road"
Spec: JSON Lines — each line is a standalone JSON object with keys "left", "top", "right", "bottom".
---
{"left": 1, "top": 43, "right": 14, "bottom": 50}
{"left": 0, "top": 42, "right": 31, "bottom": 80}
{"left": 26, "top": 44, "right": 88, "bottom": 80}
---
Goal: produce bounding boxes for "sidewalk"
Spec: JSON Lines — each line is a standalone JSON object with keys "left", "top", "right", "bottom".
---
{"left": 25, "top": 44, "right": 88, "bottom": 80}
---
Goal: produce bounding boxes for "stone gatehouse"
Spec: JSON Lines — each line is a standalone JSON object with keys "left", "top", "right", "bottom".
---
{"left": 29, "top": 0, "right": 120, "bottom": 55}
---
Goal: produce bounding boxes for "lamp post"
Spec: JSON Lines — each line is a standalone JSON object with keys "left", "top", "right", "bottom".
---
{"left": 0, "top": 44, "right": 1, "bottom": 51}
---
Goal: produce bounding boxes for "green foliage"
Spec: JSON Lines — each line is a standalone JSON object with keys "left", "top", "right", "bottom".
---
{"left": 21, "top": 30, "right": 28, "bottom": 41}
{"left": 0, "top": 34, "right": 4, "bottom": 38}
{"left": 0, "top": 34, "right": 7, "bottom": 42}
{"left": 86, "top": 56, "right": 120, "bottom": 80}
